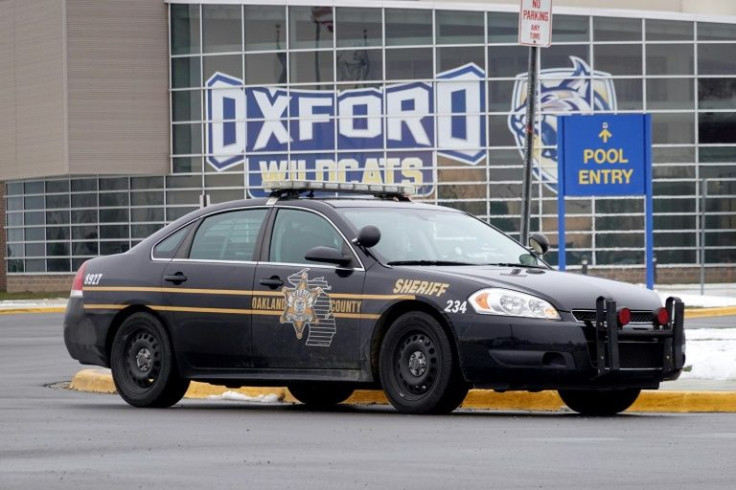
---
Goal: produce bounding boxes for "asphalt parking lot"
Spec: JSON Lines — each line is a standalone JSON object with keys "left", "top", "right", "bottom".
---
{"left": 1, "top": 312, "right": 736, "bottom": 490}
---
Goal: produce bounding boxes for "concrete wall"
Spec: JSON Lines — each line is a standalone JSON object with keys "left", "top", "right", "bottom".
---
{"left": 462, "top": 0, "right": 736, "bottom": 16}
{"left": 66, "top": 0, "right": 170, "bottom": 176}
{"left": 0, "top": 0, "right": 67, "bottom": 181}
{"left": 0, "top": 0, "right": 170, "bottom": 182}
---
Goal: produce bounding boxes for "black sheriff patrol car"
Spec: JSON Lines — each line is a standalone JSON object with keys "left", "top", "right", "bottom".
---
{"left": 64, "top": 181, "right": 685, "bottom": 415}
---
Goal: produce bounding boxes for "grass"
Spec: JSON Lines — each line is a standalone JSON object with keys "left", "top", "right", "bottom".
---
{"left": 0, "top": 291, "right": 68, "bottom": 301}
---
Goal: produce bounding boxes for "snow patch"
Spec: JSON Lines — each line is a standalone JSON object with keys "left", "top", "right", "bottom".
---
{"left": 206, "top": 391, "right": 281, "bottom": 403}
{"left": 658, "top": 292, "right": 736, "bottom": 308}
{"left": 681, "top": 328, "right": 736, "bottom": 381}
{"left": 0, "top": 299, "right": 69, "bottom": 310}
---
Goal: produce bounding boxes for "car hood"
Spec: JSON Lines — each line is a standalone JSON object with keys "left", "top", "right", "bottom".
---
{"left": 402, "top": 265, "right": 663, "bottom": 312}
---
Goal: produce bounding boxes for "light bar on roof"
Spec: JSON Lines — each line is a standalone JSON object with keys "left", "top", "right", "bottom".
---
{"left": 262, "top": 180, "right": 416, "bottom": 197}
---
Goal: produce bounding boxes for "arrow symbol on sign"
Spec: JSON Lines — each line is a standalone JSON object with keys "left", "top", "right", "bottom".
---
{"left": 598, "top": 122, "right": 612, "bottom": 143}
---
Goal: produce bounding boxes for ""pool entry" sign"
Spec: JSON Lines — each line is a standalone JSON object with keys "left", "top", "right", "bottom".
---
{"left": 556, "top": 114, "right": 654, "bottom": 288}
{"left": 558, "top": 114, "right": 649, "bottom": 196}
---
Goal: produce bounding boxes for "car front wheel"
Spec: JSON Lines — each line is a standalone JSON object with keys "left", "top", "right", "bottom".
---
{"left": 110, "top": 312, "right": 190, "bottom": 408}
{"left": 558, "top": 388, "right": 641, "bottom": 416}
{"left": 379, "top": 312, "right": 468, "bottom": 414}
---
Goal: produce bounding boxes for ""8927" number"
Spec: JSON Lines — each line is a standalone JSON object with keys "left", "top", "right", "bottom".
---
{"left": 84, "top": 273, "right": 103, "bottom": 286}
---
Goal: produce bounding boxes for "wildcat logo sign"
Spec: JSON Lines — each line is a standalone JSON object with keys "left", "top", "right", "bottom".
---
{"left": 206, "top": 64, "right": 486, "bottom": 197}
{"left": 507, "top": 57, "right": 617, "bottom": 192}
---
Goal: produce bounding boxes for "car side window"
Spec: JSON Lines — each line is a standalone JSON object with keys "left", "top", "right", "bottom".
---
{"left": 269, "top": 209, "right": 345, "bottom": 264}
{"left": 152, "top": 224, "right": 192, "bottom": 259}
{"left": 189, "top": 208, "right": 267, "bottom": 261}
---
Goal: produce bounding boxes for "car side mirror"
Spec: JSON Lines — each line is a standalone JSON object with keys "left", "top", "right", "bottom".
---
{"left": 352, "top": 225, "right": 381, "bottom": 248}
{"left": 529, "top": 232, "right": 550, "bottom": 256}
{"left": 304, "top": 246, "right": 352, "bottom": 266}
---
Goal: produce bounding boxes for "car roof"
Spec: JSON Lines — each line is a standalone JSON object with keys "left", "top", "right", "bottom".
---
{"left": 140, "top": 195, "right": 461, "bottom": 249}
{"left": 276, "top": 197, "right": 458, "bottom": 212}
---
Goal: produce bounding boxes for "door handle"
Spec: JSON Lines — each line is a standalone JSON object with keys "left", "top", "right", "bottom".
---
{"left": 164, "top": 272, "right": 187, "bottom": 284}
{"left": 259, "top": 276, "right": 284, "bottom": 289}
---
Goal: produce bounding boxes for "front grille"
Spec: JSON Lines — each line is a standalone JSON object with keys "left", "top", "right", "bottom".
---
{"left": 573, "top": 309, "right": 653, "bottom": 324}
{"left": 586, "top": 340, "right": 664, "bottom": 369}
{"left": 619, "top": 342, "right": 663, "bottom": 369}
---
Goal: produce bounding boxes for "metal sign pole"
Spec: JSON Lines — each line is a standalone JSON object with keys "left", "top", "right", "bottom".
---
{"left": 557, "top": 116, "right": 567, "bottom": 271}
{"left": 520, "top": 45, "right": 538, "bottom": 246}
{"left": 700, "top": 179, "right": 709, "bottom": 295}
{"left": 644, "top": 114, "right": 654, "bottom": 289}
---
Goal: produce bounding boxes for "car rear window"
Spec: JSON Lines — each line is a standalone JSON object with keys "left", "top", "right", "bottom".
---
{"left": 189, "top": 208, "right": 267, "bottom": 261}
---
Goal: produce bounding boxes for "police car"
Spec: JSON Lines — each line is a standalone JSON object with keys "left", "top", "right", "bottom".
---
{"left": 63, "top": 181, "right": 685, "bottom": 415}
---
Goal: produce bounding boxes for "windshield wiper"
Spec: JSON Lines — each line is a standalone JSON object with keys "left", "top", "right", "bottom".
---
{"left": 485, "top": 262, "right": 547, "bottom": 269}
{"left": 386, "top": 260, "right": 476, "bottom": 266}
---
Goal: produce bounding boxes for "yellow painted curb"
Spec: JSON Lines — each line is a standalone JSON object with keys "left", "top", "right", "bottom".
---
{"left": 684, "top": 306, "right": 736, "bottom": 319}
{"left": 0, "top": 307, "right": 67, "bottom": 314}
{"left": 69, "top": 368, "right": 118, "bottom": 394}
{"left": 186, "top": 383, "right": 290, "bottom": 401}
{"left": 68, "top": 369, "right": 736, "bottom": 412}
{"left": 462, "top": 389, "right": 565, "bottom": 411}
{"left": 630, "top": 391, "right": 736, "bottom": 413}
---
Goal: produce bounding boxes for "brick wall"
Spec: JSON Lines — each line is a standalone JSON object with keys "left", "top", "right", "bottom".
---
{"left": 7, "top": 274, "right": 74, "bottom": 293}
{"left": 573, "top": 266, "right": 736, "bottom": 285}
{"left": 4, "top": 266, "right": 734, "bottom": 295}
{"left": 0, "top": 182, "right": 6, "bottom": 292}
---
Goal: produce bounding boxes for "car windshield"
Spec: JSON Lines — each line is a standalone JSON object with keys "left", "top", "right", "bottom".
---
{"left": 338, "top": 207, "right": 542, "bottom": 267}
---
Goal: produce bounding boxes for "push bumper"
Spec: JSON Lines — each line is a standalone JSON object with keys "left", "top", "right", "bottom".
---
{"left": 592, "top": 296, "right": 685, "bottom": 379}
{"left": 456, "top": 296, "right": 686, "bottom": 391}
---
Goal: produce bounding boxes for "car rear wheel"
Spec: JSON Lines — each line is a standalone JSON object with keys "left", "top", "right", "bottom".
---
{"left": 379, "top": 312, "right": 468, "bottom": 414}
{"left": 287, "top": 382, "right": 354, "bottom": 408}
{"left": 110, "top": 312, "right": 190, "bottom": 408}
{"left": 558, "top": 388, "right": 641, "bottom": 416}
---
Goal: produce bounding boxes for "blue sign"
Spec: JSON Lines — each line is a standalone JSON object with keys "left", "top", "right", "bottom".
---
{"left": 558, "top": 114, "right": 650, "bottom": 197}
{"left": 205, "top": 64, "right": 487, "bottom": 197}
{"left": 557, "top": 114, "right": 654, "bottom": 288}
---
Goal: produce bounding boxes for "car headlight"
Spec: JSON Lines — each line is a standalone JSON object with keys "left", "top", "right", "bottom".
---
{"left": 468, "top": 288, "right": 561, "bottom": 320}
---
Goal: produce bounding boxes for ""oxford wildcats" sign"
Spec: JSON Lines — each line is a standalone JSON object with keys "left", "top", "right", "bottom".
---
{"left": 205, "top": 64, "right": 486, "bottom": 197}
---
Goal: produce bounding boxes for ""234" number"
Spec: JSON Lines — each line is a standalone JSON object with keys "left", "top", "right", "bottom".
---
{"left": 444, "top": 300, "right": 467, "bottom": 314}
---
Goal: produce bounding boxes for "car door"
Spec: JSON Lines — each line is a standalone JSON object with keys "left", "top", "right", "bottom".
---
{"left": 251, "top": 207, "right": 365, "bottom": 370}
{"left": 161, "top": 207, "right": 268, "bottom": 373}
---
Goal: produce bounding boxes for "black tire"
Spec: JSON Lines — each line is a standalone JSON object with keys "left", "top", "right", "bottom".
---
{"left": 287, "top": 382, "right": 354, "bottom": 408}
{"left": 379, "top": 312, "right": 468, "bottom": 414}
{"left": 110, "top": 312, "right": 190, "bottom": 408}
{"left": 558, "top": 388, "right": 641, "bottom": 416}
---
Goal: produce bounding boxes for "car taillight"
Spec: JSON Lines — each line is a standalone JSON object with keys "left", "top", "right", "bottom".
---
{"left": 655, "top": 307, "right": 669, "bottom": 327}
{"left": 71, "top": 262, "right": 88, "bottom": 298}
{"left": 617, "top": 307, "right": 631, "bottom": 327}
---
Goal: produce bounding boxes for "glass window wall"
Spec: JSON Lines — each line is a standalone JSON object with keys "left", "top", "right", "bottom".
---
{"left": 5, "top": 4, "right": 736, "bottom": 276}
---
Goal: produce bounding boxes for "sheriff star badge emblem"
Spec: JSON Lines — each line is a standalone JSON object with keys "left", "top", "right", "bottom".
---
{"left": 280, "top": 269, "right": 336, "bottom": 347}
